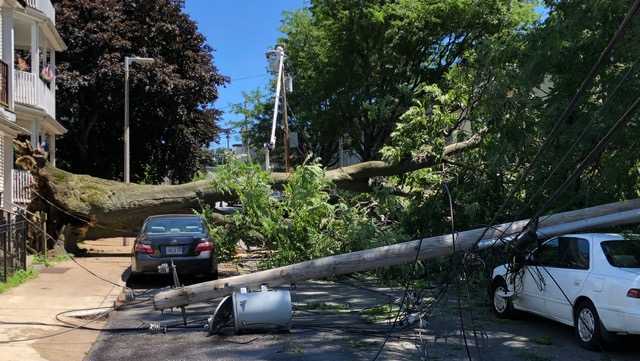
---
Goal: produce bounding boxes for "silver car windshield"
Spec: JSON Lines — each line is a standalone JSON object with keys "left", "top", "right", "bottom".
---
{"left": 144, "top": 218, "right": 204, "bottom": 234}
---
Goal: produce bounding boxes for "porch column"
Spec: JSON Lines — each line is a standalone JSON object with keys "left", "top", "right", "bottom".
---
{"left": 48, "top": 133, "right": 55, "bottom": 167}
{"left": 31, "top": 118, "right": 39, "bottom": 149}
{"left": 3, "top": 134, "right": 12, "bottom": 211}
{"left": 2, "top": 7, "right": 14, "bottom": 109}
{"left": 30, "top": 22, "right": 39, "bottom": 76}
{"left": 50, "top": 49, "right": 55, "bottom": 115}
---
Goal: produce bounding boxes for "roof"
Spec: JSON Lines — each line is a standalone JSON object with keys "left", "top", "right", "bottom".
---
{"left": 555, "top": 233, "right": 626, "bottom": 241}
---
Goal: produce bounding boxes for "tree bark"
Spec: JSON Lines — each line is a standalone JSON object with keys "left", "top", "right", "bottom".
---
{"left": 14, "top": 133, "right": 482, "bottom": 246}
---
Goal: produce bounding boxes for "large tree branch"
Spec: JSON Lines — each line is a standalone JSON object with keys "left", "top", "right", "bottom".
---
{"left": 15, "top": 132, "right": 484, "bottom": 244}
{"left": 274, "top": 129, "right": 486, "bottom": 192}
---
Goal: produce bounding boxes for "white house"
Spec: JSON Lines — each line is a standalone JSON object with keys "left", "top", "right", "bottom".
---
{"left": 0, "top": 0, "right": 66, "bottom": 210}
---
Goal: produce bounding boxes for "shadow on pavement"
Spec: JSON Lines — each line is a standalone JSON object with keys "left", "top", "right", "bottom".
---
{"left": 91, "top": 271, "right": 640, "bottom": 361}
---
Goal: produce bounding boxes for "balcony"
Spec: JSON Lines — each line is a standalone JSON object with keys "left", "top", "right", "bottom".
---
{"left": 14, "top": 70, "right": 55, "bottom": 119}
{"left": 23, "top": 0, "right": 55, "bottom": 25}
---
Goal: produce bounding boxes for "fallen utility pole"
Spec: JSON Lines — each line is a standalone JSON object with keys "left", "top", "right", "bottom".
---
{"left": 153, "top": 198, "right": 640, "bottom": 310}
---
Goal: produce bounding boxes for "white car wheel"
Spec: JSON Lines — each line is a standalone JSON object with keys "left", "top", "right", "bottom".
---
{"left": 577, "top": 308, "right": 595, "bottom": 342}
{"left": 493, "top": 286, "right": 508, "bottom": 314}
{"left": 573, "top": 300, "right": 613, "bottom": 351}
{"left": 491, "top": 279, "right": 515, "bottom": 318}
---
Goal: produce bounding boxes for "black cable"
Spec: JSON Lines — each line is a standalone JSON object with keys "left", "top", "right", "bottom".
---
{"left": 0, "top": 308, "right": 115, "bottom": 344}
{"left": 534, "top": 263, "right": 607, "bottom": 354}
{"left": 31, "top": 189, "right": 134, "bottom": 234}
{"left": 531, "top": 95, "right": 640, "bottom": 222}
{"left": 4, "top": 207, "right": 127, "bottom": 289}
{"left": 67, "top": 255, "right": 125, "bottom": 288}
{"left": 498, "top": 93, "right": 640, "bottom": 257}
{"left": 467, "top": 0, "right": 640, "bottom": 251}
{"left": 443, "top": 183, "right": 473, "bottom": 361}
{"left": 524, "top": 58, "right": 640, "bottom": 210}
{"left": 370, "top": 237, "right": 425, "bottom": 360}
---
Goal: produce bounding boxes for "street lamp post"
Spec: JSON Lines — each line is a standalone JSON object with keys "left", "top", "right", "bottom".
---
{"left": 124, "top": 56, "right": 155, "bottom": 183}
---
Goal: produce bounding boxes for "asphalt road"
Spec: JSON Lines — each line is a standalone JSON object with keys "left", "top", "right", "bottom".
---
{"left": 85, "top": 273, "right": 640, "bottom": 361}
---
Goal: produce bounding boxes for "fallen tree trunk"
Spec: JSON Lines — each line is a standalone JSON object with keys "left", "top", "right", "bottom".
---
{"left": 152, "top": 198, "right": 640, "bottom": 309}
{"left": 14, "top": 134, "right": 481, "bottom": 247}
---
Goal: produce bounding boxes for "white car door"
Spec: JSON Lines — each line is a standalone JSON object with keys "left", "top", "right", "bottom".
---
{"left": 514, "top": 263, "right": 547, "bottom": 314}
{"left": 538, "top": 236, "right": 591, "bottom": 325}
{"left": 514, "top": 239, "right": 564, "bottom": 315}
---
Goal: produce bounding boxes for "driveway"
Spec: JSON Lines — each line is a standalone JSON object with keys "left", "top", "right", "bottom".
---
{"left": 86, "top": 273, "right": 640, "bottom": 361}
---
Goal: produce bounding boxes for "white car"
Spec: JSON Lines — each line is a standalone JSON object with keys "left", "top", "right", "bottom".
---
{"left": 490, "top": 233, "right": 640, "bottom": 350}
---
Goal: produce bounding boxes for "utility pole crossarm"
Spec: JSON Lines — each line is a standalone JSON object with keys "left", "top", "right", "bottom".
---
{"left": 264, "top": 45, "right": 286, "bottom": 171}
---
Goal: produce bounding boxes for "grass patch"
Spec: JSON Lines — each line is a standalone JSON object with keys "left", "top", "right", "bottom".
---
{"left": 296, "top": 302, "right": 351, "bottom": 312}
{"left": 532, "top": 335, "right": 553, "bottom": 346}
{"left": 360, "top": 303, "right": 400, "bottom": 323}
{"left": 515, "top": 350, "right": 552, "bottom": 361}
{"left": 33, "top": 253, "right": 71, "bottom": 267}
{"left": 0, "top": 268, "right": 38, "bottom": 293}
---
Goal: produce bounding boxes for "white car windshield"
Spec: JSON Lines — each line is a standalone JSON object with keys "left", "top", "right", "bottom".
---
{"left": 601, "top": 239, "right": 640, "bottom": 268}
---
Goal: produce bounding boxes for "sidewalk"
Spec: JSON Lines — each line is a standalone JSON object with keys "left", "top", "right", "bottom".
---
{"left": 0, "top": 253, "right": 130, "bottom": 361}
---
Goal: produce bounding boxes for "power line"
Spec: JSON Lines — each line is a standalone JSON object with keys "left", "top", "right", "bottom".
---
{"left": 230, "top": 74, "right": 268, "bottom": 81}
{"left": 2, "top": 207, "right": 127, "bottom": 288}
{"left": 469, "top": 0, "right": 640, "bottom": 251}
{"left": 481, "top": 56, "right": 640, "bottom": 255}
{"left": 370, "top": 233, "right": 426, "bottom": 360}
{"left": 531, "top": 94, "right": 640, "bottom": 221}
{"left": 524, "top": 58, "right": 640, "bottom": 211}
{"left": 0, "top": 307, "right": 115, "bottom": 344}
{"left": 444, "top": 182, "right": 473, "bottom": 361}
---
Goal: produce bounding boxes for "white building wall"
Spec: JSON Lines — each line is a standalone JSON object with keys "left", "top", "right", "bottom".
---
{"left": 0, "top": 136, "right": 4, "bottom": 194}
{"left": 0, "top": 12, "right": 3, "bottom": 60}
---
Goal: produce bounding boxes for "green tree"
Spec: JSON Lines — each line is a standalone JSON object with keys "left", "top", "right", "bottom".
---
{"left": 278, "top": 0, "right": 538, "bottom": 165}
{"left": 382, "top": 0, "right": 640, "bottom": 236}
{"left": 53, "top": 0, "right": 226, "bottom": 183}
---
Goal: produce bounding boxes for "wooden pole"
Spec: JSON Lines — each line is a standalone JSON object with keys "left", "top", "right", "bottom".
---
{"left": 153, "top": 198, "right": 640, "bottom": 310}
{"left": 42, "top": 212, "right": 47, "bottom": 259}
{"left": 282, "top": 73, "right": 290, "bottom": 172}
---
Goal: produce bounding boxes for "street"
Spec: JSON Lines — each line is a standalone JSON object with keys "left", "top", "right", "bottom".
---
{"left": 86, "top": 270, "right": 640, "bottom": 361}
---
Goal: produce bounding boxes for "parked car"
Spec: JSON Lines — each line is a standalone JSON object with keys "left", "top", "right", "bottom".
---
{"left": 131, "top": 214, "right": 218, "bottom": 279}
{"left": 490, "top": 233, "right": 640, "bottom": 350}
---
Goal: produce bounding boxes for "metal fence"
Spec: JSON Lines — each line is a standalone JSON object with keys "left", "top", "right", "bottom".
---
{"left": 0, "top": 213, "right": 29, "bottom": 283}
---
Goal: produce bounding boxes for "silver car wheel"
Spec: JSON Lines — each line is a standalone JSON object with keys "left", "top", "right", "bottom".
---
{"left": 577, "top": 308, "right": 595, "bottom": 342}
{"left": 493, "top": 286, "right": 507, "bottom": 314}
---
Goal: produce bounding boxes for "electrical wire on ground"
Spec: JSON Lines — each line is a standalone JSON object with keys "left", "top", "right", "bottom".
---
{"left": 443, "top": 182, "right": 473, "bottom": 361}
{"left": 370, "top": 237, "right": 427, "bottom": 361}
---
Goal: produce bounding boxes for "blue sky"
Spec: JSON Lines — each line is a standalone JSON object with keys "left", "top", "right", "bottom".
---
{"left": 184, "top": 0, "right": 307, "bottom": 148}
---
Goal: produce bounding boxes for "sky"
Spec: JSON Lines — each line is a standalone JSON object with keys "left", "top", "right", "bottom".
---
{"left": 184, "top": 0, "right": 307, "bottom": 148}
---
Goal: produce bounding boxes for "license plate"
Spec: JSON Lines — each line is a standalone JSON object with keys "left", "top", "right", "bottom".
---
{"left": 165, "top": 246, "right": 183, "bottom": 256}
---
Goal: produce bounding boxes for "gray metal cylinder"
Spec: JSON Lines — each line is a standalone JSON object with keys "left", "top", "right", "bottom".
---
{"left": 232, "top": 286, "right": 292, "bottom": 332}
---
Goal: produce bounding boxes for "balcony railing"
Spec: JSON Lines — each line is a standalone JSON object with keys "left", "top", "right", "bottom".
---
{"left": 0, "top": 61, "right": 7, "bottom": 108}
{"left": 23, "top": 0, "right": 55, "bottom": 24}
{"left": 12, "top": 169, "right": 33, "bottom": 205}
{"left": 15, "top": 70, "right": 55, "bottom": 119}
